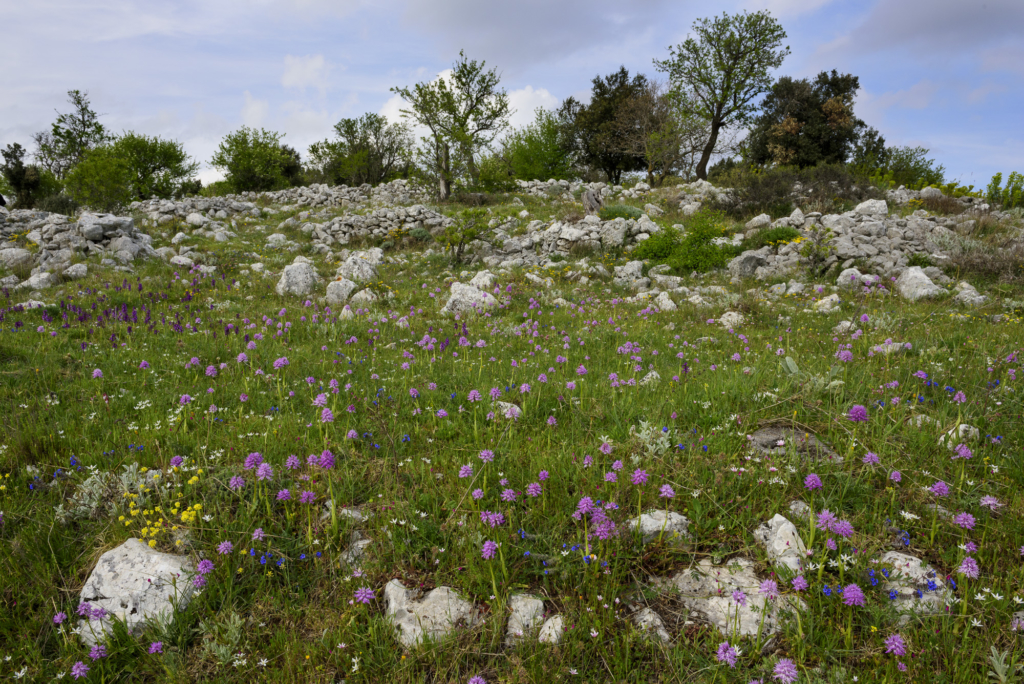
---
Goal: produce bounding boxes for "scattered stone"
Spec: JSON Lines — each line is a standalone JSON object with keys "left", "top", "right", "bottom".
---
{"left": 953, "top": 282, "right": 987, "bottom": 307}
{"left": 627, "top": 510, "right": 690, "bottom": 544}
{"left": 747, "top": 426, "right": 840, "bottom": 462}
{"left": 275, "top": 260, "right": 321, "bottom": 297}
{"left": 633, "top": 607, "right": 671, "bottom": 643}
{"left": 813, "top": 294, "right": 840, "bottom": 312}
{"left": 879, "top": 551, "right": 951, "bottom": 624}
{"left": 538, "top": 615, "right": 565, "bottom": 644}
{"left": 62, "top": 263, "right": 89, "bottom": 280}
{"left": 938, "top": 423, "right": 980, "bottom": 449}
{"left": 753, "top": 514, "right": 807, "bottom": 573}
{"left": 78, "top": 538, "right": 194, "bottom": 646}
{"left": 745, "top": 214, "right": 772, "bottom": 230}
{"left": 442, "top": 282, "right": 497, "bottom": 315}
{"left": 325, "top": 278, "right": 357, "bottom": 305}
{"left": 506, "top": 595, "right": 545, "bottom": 644}
{"left": 468, "top": 270, "right": 497, "bottom": 290}
{"left": 719, "top": 311, "right": 744, "bottom": 328}
{"left": 896, "top": 267, "right": 943, "bottom": 301}
{"left": 655, "top": 291, "right": 677, "bottom": 311}
{"left": 854, "top": 199, "right": 888, "bottom": 216}
{"left": 384, "top": 580, "right": 480, "bottom": 648}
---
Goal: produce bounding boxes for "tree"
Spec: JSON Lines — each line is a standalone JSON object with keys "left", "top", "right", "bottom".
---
{"left": 654, "top": 10, "right": 790, "bottom": 179}
{"left": 479, "top": 108, "right": 575, "bottom": 188}
{"left": 391, "top": 51, "right": 513, "bottom": 199}
{"left": 307, "top": 113, "right": 413, "bottom": 186}
{"left": 34, "top": 90, "right": 111, "bottom": 179}
{"left": 279, "top": 144, "right": 306, "bottom": 187}
{"left": 557, "top": 67, "right": 650, "bottom": 184}
{"left": 1, "top": 143, "right": 60, "bottom": 209}
{"left": 746, "top": 70, "right": 864, "bottom": 168}
{"left": 105, "top": 132, "right": 199, "bottom": 200}
{"left": 210, "top": 127, "right": 290, "bottom": 192}
{"left": 609, "top": 82, "right": 712, "bottom": 185}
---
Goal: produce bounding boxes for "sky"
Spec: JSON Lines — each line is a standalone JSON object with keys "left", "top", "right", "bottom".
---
{"left": 2, "top": 0, "right": 1022, "bottom": 187}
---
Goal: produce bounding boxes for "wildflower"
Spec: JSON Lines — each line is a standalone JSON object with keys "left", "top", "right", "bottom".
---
{"left": 228, "top": 476, "right": 245, "bottom": 491}
{"left": 952, "top": 391, "right": 966, "bottom": 404}
{"left": 501, "top": 489, "right": 517, "bottom": 502}
{"left": 732, "top": 590, "right": 747, "bottom": 606}
{"left": 89, "top": 645, "right": 107, "bottom": 660}
{"left": 526, "top": 482, "right": 542, "bottom": 497}
{"left": 772, "top": 657, "right": 799, "bottom": 683}
{"left": 180, "top": 394, "right": 193, "bottom": 405}
{"left": 816, "top": 509, "right": 837, "bottom": 531}
{"left": 792, "top": 575, "right": 809, "bottom": 591}
{"left": 599, "top": 441, "right": 613, "bottom": 455}
{"left": 842, "top": 583, "right": 866, "bottom": 607}
{"left": 980, "top": 495, "right": 1002, "bottom": 511}
{"left": 930, "top": 481, "right": 949, "bottom": 497}
{"left": 479, "top": 449, "right": 494, "bottom": 463}
{"left": 659, "top": 484, "right": 675, "bottom": 498}
{"left": 804, "top": 474, "right": 822, "bottom": 490}
{"left": 482, "top": 540, "right": 498, "bottom": 560}
{"left": 884, "top": 633, "right": 906, "bottom": 656}
{"left": 255, "top": 463, "right": 273, "bottom": 481}
{"left": 832, "top": 520, "right": 855, "bottom": 538}
{"left": 71, "top": 662, "right": 89, "bottom": 679}
{"left": 468, "top": 389, "right": 482, "bottom": 402}
{"left": 321, "top": 408, "right": 334, "bottom": 423}
{"left": 459, "top": 465, "right": 473, "bottom": 478}
{"left": 149, "top": 642, "right": 163, "bottom": 654}
{"left": 217, "top": 541, "right": 234, "bottom": 555}
{"left": 319, "top": 450, "right": 335, "bottom": 469}
{"left": 244, "top": 452, "right": 263, "bottom": 470}
{"left": 847, "top": 405, "right": 868, "bottom": 422}
{"left": 53, "top": 611, "right": 67, "bottom": 625}
{"left": 299, "top": 491, "right": 316, "bottom": 504}
{"left": 472, "top": 489, "right": 484, "bottom": 500}
{"left": 92, "top": 369, "right": 103, "bottom": 379}
{"left": 890, "top": 471, "right": 902, "bottom": 483}
{"left": 277, "top": 489, "right": 291, "bottom": 501}
{"left": 631, "top": 469, "right": 649, "bottom": 486}
{"left": 862, "top": 452, "right": 880, "bottom": 465}
{"left": 954, "top": 512, "right": 976, "bottom": 530}
{"left": 612, "top": 460, "right": 623, "bottom": 471}
{"left": 547, "top": 416, "right": 557, "bottom": 426}
{"left": 252, "top": 528, "right": 266, "bottom": 542}
{"left": 759, "top": 579, "right": 779, "bottom": 600}
{"left": 538, "top": 470, "right": 549, "bottom": 481}
{"left": 716, "top": 641, "right": 738, "bottom": 667}
{"left": 346, "top": 429, "right": 358, "bottom": 439}
{"left": 354, "top": 587, "right": 374, "bottom": 604}
{"left": 469, "top": 677, "right": 486, "bottom": 684}
{"left": 958, "top": 556, "right": 980, "bottom": 579}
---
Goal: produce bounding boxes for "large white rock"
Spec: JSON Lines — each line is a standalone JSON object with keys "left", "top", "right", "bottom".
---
{"left": 753, "top": 514, "right": 807, "bottom": 573}
{"left": 169, "top": 255, "right": 194, "bottom": 268}
{"left": 655, "top": 557, "right": 804, "bottom": 637}
{"left": 275, "top": 261, "right": 321, "bottom": 297}
{"left": 78, "top": 538, "right": 194, "bottom": 646}
{"left": 17, "top": 272, "right": 59, "bottom": 290}
{"left": 349, "top": 288, "right": 379, "bottom": 305}
{"left": 506, "top": 594, "right": 545, "bottom": 644}
{"left": 338, "top": 256, "right": 377, "bottom": 282}
{"left": 185, "top": 212, "right": 209, "bottom": 227}
{"left": 655, "top": 291, "right": 677, "bottom": 312}
{"left": 813, "top": 294, "right": 841, "bottom": 312}
{"left": 633, "top": 608, "right": 671, "bottom": 643}
{"left": 879, "top": 551, "right": 951, "bottom": 624}
{"left": 627, "top": 509, "right": 690, "bottom": 544}
{"left": 854, "top": 199, "right": 888, "bottom": 216}
{"left": 952, "top": 282, "right": 987, "bottom": 307}
{"left": 719, "top": 311, "right": 745, "bottom": 328}
{"left": 63, "top": 263, "right": 88, "bottom": 280}
{"left": 384, "top": 580, "right": 480, "bottom": 647}
{"left": 325, "top": 278, "right": 357, "bottom": 305}
{"left": 896, "top": 267, "right": 943, "bottom": 301}
{"left": 442, "top": 282, "right": 497, "bottom": 315}
{"left": 745, "top": 214, "right": 772, "bottom": 230}
{"left": 0, "top": 248, "right": 33, "bottom": 269}
{"left": 836, "top": 268, "right": 864, "bottom": 290}
{"left": 538, "top": 615, "right": 564, "bottom": 644}
{"left": 469, "top": 270, "right": 497, "bottom": 290}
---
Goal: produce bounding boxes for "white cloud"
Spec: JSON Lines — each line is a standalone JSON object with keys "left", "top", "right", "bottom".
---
{"left": 508, "top": 85, "right": 558, "bottom": 128}
{"left": 241, "top": 91, "right": 269, "bottom": 128}
{"left": 281, "top": 54, "right": 332, "bottom": 94}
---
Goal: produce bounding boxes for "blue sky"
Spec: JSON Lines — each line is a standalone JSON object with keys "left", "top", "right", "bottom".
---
{"left": 3, "top": 0, "right": 1022, "bottom": 187}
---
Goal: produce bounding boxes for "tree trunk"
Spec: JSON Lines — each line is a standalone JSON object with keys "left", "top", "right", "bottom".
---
{"left": 438, "top": 143, "right": 451, "bottom": 200}
{"left": 695, "top": 119, "right": 722, "bottom": 181}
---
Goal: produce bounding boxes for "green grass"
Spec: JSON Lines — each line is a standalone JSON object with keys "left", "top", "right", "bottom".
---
{"left": 0, "top": 188, "right": 1023, "bottom": 683}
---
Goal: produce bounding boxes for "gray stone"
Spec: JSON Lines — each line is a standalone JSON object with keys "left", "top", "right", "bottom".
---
{"left": 170, "top": 232, "right": 190, "bottom": 245}
{"left": 879, "top": 551, "right": 950, "bottom": 624}
{"left": 953, "top": 282, "right": 987, "bottom": 307}
{"left": 719, "top": 311, "right": 744, "bottom": 328}
{"left": 854, "top": 199, "right": 888, "bottom": 216}
{"left": 633, "top": 608, "right": 671, "bottom": 643}
{"left": 338, "top": 255, "right": 377, "bottom": 282}
{"left": 468, "top": 270, "right": 496, "bottom": 290}
{"left": 538, "top": 615, "right": 564, "bottom": 644}
{"left": 169, "top": 255, "right": 194, "bottom": 268}
{"left": 836, "top": 268, "right": 863, "bottom": 290}
{"left": 627, "top": 510, "right": 690, "bottom": 544}
{"left": 383, "top": 580, "right": 480, "bottom": 647}
{"left": 78, "top": 538, "right": 194, "bottom": 646}
{"left": 506, "top": 594, "right": 545, "bottom": 644}
{"left": 745, "top": 214, "right": 772, "bottom": 230}
{"left": 813, "top": 294, "right": 840, "bottom": 312}
{"left": 349, "top": 289, "right": 379, "bottom": 304}
{"left": 728, "top": 252, "right": 767, "bottom": 279}
{"left": 655, "top": 291, "right": 677, "bottom": 311}
{"left": 896, "top": 267, "right": 943, "bottom": 301}
{"left": 185, "top": 212, "right": 209, "bottom": 227}
{"left": 0, "top": 248, "right": 33, "bottom": 269}
{"left": 919, "top": 187, "right": 943, "bottom": 199}
{"left": 275, "top": 262, "right": 321, "bottom": 297}
{"left": 747, "top": 426, "right": 839, "bottom": 462}
{"left": 325, "top": 278, "right": 358, "bottom": 305}
{"left": 442, "top": 282, "right": 497, "bottom": 315}
{"left": 655, "top": 557, "right": 804, "bottom": 637}
{"left": 63, "top": 263, "right": 88, "bottom": 280}
{"left": 18, "top": 272, "right": 59, "bottom": 290}
{"left": 644, "top": 203, "right": 665, "bottom": 217}
{"left": 753, "top": 514, "right": 807, "bottom": 573}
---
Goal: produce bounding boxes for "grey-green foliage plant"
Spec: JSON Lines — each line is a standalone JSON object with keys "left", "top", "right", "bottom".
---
{"left": 654, "top": 10, "right": 790, "bottom": 180}
{"left": 33, "top": 89, "right": 111, "bottom": 179}
{"left": 210, "top": 127, "right": 291, "bottom": 193}
{"left": 200, "top": 612, "right": 246, "bottom": 665}
{"left": 391, "top": 50, "right": 513, "bottom": 200}
{"left": 437, "top": 208, "right": 488, "bottom": 265}
{"left": 307, "top": 113, "right": 413, "bottom": 187}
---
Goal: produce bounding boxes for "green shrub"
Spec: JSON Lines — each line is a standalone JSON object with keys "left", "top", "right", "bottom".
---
{"left": 200, "top": 180, "right": 233, "bottom": 198}
{"left": 743, "top": 225, "right": 800, "bottom": 250}
{"left": 712, "top": 163, "right": 875, "bottom": 218}
{"left": 907, "top": 252, "right": 932, "bottom": 268}
{"left": 633, "top": 226, "right": 680, "bottom": 261}
{"left": 64, "top": 147, "right": 133, "bottom": 213}
{"left": 107, "top": 132, "right": 200, "bottom": 199}
{"left": 36, "top": 193, "right": 79, "bottom": 216}
{"left": 409, "top": 227, "right": 432, "bottom": 242}
{"left": 987, "top": 172, "right": 1023, "bottom": 209}
{"left": 599, "top": 204, "right": 643, "bottom": 220}
{"left": 210, "top": 127, "right": 290, "bottom": 193}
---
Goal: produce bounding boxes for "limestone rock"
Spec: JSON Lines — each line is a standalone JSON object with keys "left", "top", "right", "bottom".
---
{"left": 753, "top": 514, "right": 807, "bottom": 573}
{"left": 185, "top": 212, "right": 209, "bottom": 227}
{"left": 338, "top": 255, "right": 377, "bottom": 282}
{"left": 879, "top": 551, "right": 951, "bottom": 624}
{"left": 655, "top": 557, "right": 803, "bottom": 637}
{"left": 325, "top": 278, "right": 357, "bottom": 305}
{"left": 468, "top": 270, "right": 496, "bottom": 290}
{"left": 813, "top": 294, "right": 840, "bottom": 312}
{"left": 538, "top": 615, "right": 564, "bottom": 644}
{"left": 77, "top": 538, "right": 194, "bottom": 646}
{"left": 953, "top": 282, "right": 987, "bottom": 307}
{"left": 169, "top": 255, "right": 194, "bottom": 268}
{"left": 854, "top": 199, "right": 888, "bottom": 216}
{"left": 350, "top": 289, "right": 378, "bottom": 305}
{"left": 627, "top": 510, "right": 690, "bottom": 544}
{"left": 633, "top": 607, "right": 671, "bottom": 643}
{"left": 655, "top": 291, "right": 677, "bottom": 311}
{"left": 745, "top": 214, "right": 772, "bottom": 230}
{"left": 63, "top": 263, "right": 88, "bottom": 280}
{"left": 506, "top": 594, "right": 545, "bottom": 644}
{"left": 728, "top": 252, "right": 767, "bottom": 279}
{"left": 384, "top": 580, "right": 480, "bottom": 647}
{"left": 275, "top": 261, "right": 321, "bottom": 297}
{"left": 442, "top": 282, "right": 497, "bottom": 315}
{"left": 0, "top": 248, "right": 33, "bottom": 269}
{"left": 719, "top": 311, "right": 744, "bottom": 328}
{"left": 896, "top": 267, "right": 943, "bottom": 301}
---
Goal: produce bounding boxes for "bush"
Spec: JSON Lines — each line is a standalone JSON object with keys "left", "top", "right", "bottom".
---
{"left": 107, "top": 132, "right": 200, "bottom": 199}
{"left": 36, "top": 193, "right": 79, "bottom": 216}
{"left": 2, "top": 143, "right": 61, "bottom": 209}
{"left": 633, "top": 226, "right": 680, "bottom": 261}
{"left": 64, "top": 147, "right": 133, "bottom": 213}
{"left": 743, "top": 225, "right": 800, "bottom": 250}
{"left": 599, "top": 204, "right": 643, "bottom": 220}
{"left": 200, "top": 180, "right": 233, "bottom": 198}
{"left": 712, "top": 163, "right": 875, "bottom": 218}
{"left": 210, "top": 127, "right": 291, "bottom": 193}
{"left": 986, "top": 172, "right": 1024, "bottom": 209}
{"left": 632, "top": 209, "right": 737, "bottom": 274}
{"left": 409, "top": 227, "right": 432, "bottom": 242}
